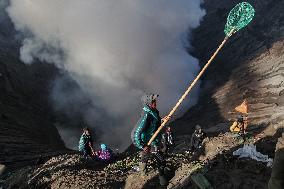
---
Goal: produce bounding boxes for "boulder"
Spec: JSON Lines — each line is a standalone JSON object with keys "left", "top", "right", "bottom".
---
{"left": 0, "top": 164, "right": 6, "bottom": 176}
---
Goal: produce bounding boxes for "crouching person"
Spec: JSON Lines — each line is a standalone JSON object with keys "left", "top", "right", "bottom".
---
{"left": 78, "top": 127, "right": 95, "bottom": 159}
{"left": 131, "top": 94, "right": 168, "bottom": 186}
{"left": 97, "top": 143, "right": 113, "bottom": 163}
{"left": 230, "top": 114, "right": 248, "bottom": 135}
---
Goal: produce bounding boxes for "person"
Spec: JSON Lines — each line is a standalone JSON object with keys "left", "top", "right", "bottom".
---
{"left": 165, "top": 127, "right": 174, "bottom": 146}
{"left": 268, "top": 133, "right": 284, "bottom": 189}
{"left": 161, "top": 127, "right": 174, "bottom": 154}
{"left": 189, "top": 125, "right": 206, "bottom": 152}
{"left": 78, "top": 127, "right": 95, "bottom": 159}
{"left": 97, "top": 143, "right": 113, "bottom": 163}
{"left": 230, "top": 114, "right": 248, "bottom": 136}
{"left": 131, "top": 94, "right": 168, "bottom": 186}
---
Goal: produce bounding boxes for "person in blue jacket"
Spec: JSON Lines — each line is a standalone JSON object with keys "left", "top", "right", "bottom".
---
{"left": 132, "top": 94, "right": 161, "bottom": 150}
{"left": 131, "top": 94, "right": 169, "bottom": 186}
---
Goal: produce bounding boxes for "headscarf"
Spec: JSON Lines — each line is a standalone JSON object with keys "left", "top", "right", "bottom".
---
{"left": 195, "top": 124, "right": 201, "bottom": 130}
{"left": 141, "top": 94, "right": 159, "bottom": 106}
{"left": 101, "top": 143, "right": 107, "bottom": 151}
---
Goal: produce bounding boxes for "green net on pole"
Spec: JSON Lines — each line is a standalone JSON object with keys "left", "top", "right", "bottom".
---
{"left": 224, "top": 2, "right": 255, "bottom": 36}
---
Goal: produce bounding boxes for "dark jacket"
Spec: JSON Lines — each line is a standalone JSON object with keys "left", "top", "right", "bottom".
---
{"left": 190, "top": 130, "right": 206, "bottom": 150}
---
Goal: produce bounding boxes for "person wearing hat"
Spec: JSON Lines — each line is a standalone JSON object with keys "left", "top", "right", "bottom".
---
{"left": 131, "top": 94, "right": 168, "bottom": 186}
{"left": 189, "top": 125, "right": 206, "bottom": 152}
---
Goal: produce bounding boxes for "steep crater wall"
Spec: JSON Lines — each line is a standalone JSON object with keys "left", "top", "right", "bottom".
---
{"left": 173, "top": 0, "right": 284, "bottom": 135}
{"left": 0, "top": 10, "right": 66, "bottom": 169}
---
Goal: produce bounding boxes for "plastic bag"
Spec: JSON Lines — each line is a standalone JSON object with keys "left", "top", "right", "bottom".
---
{"left": 233, "top": 144, "right": 273, "bottom": 167}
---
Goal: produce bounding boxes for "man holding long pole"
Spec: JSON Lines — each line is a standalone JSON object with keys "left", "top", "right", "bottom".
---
{"left": 131, "top": 94, "right": 169, "bottom": 186}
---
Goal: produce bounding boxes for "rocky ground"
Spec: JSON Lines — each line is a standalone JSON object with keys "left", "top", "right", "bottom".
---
{"left": 1, "top": 122, "right": 277, "bottom": 189}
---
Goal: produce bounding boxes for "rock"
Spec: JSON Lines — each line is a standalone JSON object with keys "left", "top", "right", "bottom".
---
{"left": 125, "top": 172, "right": 158, "bottom": 189}
{"left": 191, "top": 173, "right": 211, "bottom": 189}
{"left": 0, "top": 164, "right": 5, "bottom": 176}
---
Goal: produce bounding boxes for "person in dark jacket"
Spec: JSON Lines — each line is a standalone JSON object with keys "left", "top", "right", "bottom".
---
{"left": 190, "top": 125, "right": 206, "bottom": 152}
{"left": 78, "top": 127, "right": 95, "bottom": 158}
{"left": 131, "top": 94, "right": 168, "bottom": 186}
{"left": 161, "top": 127, "right": 174, "bottom": 154}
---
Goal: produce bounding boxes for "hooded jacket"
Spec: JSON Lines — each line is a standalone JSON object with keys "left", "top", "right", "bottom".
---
{"left": 131, "top": 105, "right": 161, "bottom": 149}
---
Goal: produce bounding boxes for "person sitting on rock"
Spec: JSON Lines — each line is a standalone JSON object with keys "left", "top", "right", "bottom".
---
{"left": 131, "top": 94, "right": 168, "bottom": 186}
{"left": 189, "top": 125, "right": 206, "bottom": 152}
{"left": 97, "top": 143, "right": 113, "bottom": 163}
{"left": 78, "top": 127, "right": 95, "bottom": 159}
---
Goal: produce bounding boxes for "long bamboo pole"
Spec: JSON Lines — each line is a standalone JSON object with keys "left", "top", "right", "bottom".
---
{"left": 148, "top": 33, "right": 233, "bottom": 146}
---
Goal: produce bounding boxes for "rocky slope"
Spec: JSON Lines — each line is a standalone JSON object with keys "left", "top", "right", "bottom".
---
{"left": 0, "top": 4, "right": 66, "bottom": 170}
{"left": 2, "top": 126, "right": 273, "bottom": 189}
{"left": 173, "top": 0, "right": 284, "bottom": 135}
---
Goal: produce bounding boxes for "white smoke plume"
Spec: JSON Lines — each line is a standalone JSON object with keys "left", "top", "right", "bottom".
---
{"left": 6, "top": 0, "right": 205, "bottom": 150}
